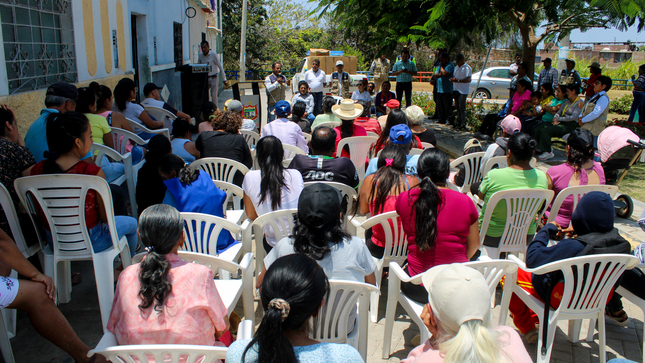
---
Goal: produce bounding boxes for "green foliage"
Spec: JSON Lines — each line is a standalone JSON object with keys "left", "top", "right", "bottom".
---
{"left": 221, "top": 0, "right": 269, "bottom": 71}
{"left": 412, "top": 92, "right": 436, "bottom": 116}
{"left": 465, "top": 100, "right": 487, "bottom": 130}
{"left": 609, "top": 94, "right": 633, "bottom": 114}
{"left": 607, "top": 118, "right": 645, "bottom": 138}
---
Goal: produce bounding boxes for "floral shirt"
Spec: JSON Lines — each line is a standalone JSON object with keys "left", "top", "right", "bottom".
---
{"left": 0, "top": 139, "right": 35, "bottom": 233}
{"left": 107, "top": 253, "right": 228, "bottom": 345}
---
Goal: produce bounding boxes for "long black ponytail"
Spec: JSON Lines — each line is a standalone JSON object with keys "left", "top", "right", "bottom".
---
{"left": 413, "top": 148, "right": 450, "bottom": 251}
{"left": 256, "top": 136, "right": 288, "bottom": 210}
{"left": 43, "top": 112, "right": 90, "bottom": 174}
{"left": 369, "top": 145, "right": 407, "bottom": 214}
{"left": 158, "top": 154, "right": 199, "bottom": 185}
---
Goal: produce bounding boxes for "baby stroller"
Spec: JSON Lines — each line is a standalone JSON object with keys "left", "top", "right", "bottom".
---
{"left": 597, "top": 126, "right": 645, "bottom": 219}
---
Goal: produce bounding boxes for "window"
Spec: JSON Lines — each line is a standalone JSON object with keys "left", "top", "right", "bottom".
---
{"left": 0, "top": 0, "right": 77, "bottom": 94}
{"left": 173, "top": 22, "right": 182, "bottom": 67}
{"left": 614, "top": 52, "right": 631, "bottom": 63}
{"left": 603, "top": 52, "right": 611, "bottom": 61}
{"left": 488, "top": 69, "right": 510, "bottom": 79}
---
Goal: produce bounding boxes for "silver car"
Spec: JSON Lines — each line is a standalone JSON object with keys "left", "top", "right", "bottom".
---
{"left": 468, "top": 66, "right": 539, "bottom": 99}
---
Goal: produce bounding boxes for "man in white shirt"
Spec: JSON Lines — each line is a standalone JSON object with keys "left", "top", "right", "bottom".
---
{"left": 450, "top": 54, "right": 472, "bottom": 129}
{"left": 198, "top": 40, "right": 229, "bottom": 108}
{"left": 304, "top": 58, "right": 327, "bottom": 116}
{"left": 261, "top": 100, "right": 308, "bottom": 153}
{"left": 141, "top": 83, "right": 191, "bottom": 120}
{"left": 509, "top": 53, "right": 521, "bottom": 77}
{"left": 264, "top": 61, "right": 290, "bottom": 122}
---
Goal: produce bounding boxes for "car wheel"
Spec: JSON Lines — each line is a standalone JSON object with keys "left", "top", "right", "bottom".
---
{"left": 474, "top": 89, "right": 491, "bottom": 99}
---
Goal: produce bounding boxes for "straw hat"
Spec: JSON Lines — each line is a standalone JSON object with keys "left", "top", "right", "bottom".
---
{"left": 331, "top": 99, "right": 363, "bottom": 120}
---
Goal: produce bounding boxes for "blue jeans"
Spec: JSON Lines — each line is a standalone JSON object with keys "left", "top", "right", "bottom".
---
{"left": 131, "top": 145, "right": 144, "bottom": 165}
{"left": 267, "top": 105, "right": 276, "bottom": 122}
{"left": 628, "top": 91, "right": 645, "bottom": 123}
{"left": 88, "top": 216, "right": 138, "bottom": 257}
{"left": 138, "top": 131, "right": 156, "bottom": 140}
{"left": 100, "top": 157, "right": 126, "bottom": 183}
{"left": 312, "top": 92, "right": 323, "bottom": 115}
{"left": 608, "top": 359, "right": 638, "bottom": 363}
{"left": 307, "top": 113, "right": 315, "bottom": 124}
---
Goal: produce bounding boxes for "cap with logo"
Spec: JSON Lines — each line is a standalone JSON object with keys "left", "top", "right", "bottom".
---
{"left": 274, "top": 100, "right": 291, "bottom": 117}
{"left": 389, "top": 124, "right": 412, "bottom": 145}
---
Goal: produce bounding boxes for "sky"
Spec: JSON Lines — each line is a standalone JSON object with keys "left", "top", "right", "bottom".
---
{"left": 569, "top": 25, "right": 643, "bottom": 43}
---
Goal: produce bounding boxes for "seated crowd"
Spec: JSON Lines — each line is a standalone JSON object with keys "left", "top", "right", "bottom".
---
{"left": 0, "top": 62, "right": 641, "bottom": 363}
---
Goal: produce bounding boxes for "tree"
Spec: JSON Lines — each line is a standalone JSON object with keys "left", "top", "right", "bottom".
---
{"left": 221, "top": 0, "right": 269, "bottom": 71}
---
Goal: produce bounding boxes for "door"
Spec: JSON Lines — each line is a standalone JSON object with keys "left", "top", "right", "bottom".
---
{"left": 130, "top": 15, "right": 139, "bottom": 102}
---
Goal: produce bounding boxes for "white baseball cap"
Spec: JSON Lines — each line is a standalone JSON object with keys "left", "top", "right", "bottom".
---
{"left": 421, "top": 264, "right": 492, "bottom": 333}
{"left": 336, "top": 60, "right": 344, "bottom": 66}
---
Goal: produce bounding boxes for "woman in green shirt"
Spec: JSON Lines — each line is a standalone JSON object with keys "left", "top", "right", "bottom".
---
{"left": 312, "top": 96, "right": 341, "bottom": 129}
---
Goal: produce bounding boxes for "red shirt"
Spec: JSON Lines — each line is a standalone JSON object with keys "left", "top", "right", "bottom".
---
{"left": 333, "top": 124, "right": 367, "bottom": 158}
{"left": 354, "top": 117, "right": 382, "bottom": 135}
{"left": 585, "top": 73, "right": 601, "bottom": 98}
{"left": 31, "top": 161, "right": 102, "bottom": 229}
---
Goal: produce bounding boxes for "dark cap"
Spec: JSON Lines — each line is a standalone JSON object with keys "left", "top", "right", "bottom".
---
{"left": 567, "top": 128, "right": 595, "bottom": 153}
{"left": 46, "top": 82, "right": 78, "bottom": 101}
{"left": 542, "top": 57, "right": 552, "bottom": 63}
{"left": 298, "top": 183, "right": 342, "bottom": 229}
{"left": 565, "top": 58, "right": 576, "bottom": 66}
{"left": 143, "top": 83, "right": 162, "bottom": 96}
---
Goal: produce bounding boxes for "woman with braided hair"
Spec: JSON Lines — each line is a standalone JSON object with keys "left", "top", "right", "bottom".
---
{"left": 107, "top": 204, "right": 229, "bottom": 346}
{"left": 395, "top": 148, "right": 480, "bottom": 305}
{"left": 226, "top": 254, "right": 363, "bottom": 363}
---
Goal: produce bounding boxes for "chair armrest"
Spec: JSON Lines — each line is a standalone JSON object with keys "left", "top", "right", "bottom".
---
{"left": 239, "top": 252, "right": 253, "bottom": 272}
{"left": 389, "top": 262, "right": 415, "bottom": 283}
{"left": 507, "top": 254, "right": 526, "bottom": 270}
{"left": 88, "top": 331, "right": 118, "bottom": 357}
{"left": 237, "top": 319, "right": 254, "bottom": 341}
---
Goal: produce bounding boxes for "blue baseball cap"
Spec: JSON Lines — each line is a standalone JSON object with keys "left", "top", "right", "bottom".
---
{"left": 274, "top": 100, "right": 291, "bottom": 117}
{"left": 389, "top": 124, "right": 412, "bottom": 145}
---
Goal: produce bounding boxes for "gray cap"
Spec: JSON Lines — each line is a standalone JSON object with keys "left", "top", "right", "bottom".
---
{"left": 227, "top": 99, "right": 243, "bottom": 113}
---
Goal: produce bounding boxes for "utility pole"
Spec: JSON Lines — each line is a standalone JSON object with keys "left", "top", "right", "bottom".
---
{"left": 557, "top": 33, "right": 570, "bottom": 75}
{"left": 239, "top": 0, "right": 248, "bottom": 82}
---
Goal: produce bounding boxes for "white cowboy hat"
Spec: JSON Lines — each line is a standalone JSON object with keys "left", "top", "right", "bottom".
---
{"left": 331, "top": 99, "right": 363, "bottom": 120}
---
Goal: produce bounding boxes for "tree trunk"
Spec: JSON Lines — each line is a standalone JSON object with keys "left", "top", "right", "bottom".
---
{"left": 523, "top": 45, "right": 537, "bottom": 82}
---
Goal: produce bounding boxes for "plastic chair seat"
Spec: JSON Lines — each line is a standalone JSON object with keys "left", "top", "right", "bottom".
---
{"left": 214, "top": 279, "right": 243, "bottom": 313}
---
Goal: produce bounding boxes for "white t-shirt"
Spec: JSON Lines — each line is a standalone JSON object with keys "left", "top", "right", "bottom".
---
{"left": 304, "top": 69, "right": 326, "bottom": 93}
{"left": 351, "top": 90, "right": 372, "bottom": 104}
{"left": 141, "top": 98, "right": 165, "bottom": 109}
{"left": 242, "top": 169, "right": 304, "bottom": 246}
{"left": 113, "top": 101, "right": 145, "bottom": 133}
{"left": 453, "top": 63, "right": 472, "bottom": 95}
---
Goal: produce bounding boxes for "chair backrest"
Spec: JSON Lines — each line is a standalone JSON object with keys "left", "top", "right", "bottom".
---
{"left": 125, "top": 117, "right": 170, "bottom": 139}
{"left": 360, "top": 211, "right": 408, "bottom": 262}
{"left": 143, "top": 106, "right": 176, "bottom": 130}
{"left": 482, "top": 156, "right": 508, "bottom": 177}
{"left": 252, "top": 209, "right": 298, "bottom": 272}
{"left": 283, "top": 144, "right": 307, "bottom": 160}
{"left": 95, "top": 345, "right": 228, "bottom": 363}
{"left": 110, "top": 127, "right": 146, "bottom": 155}
{"left": 409, "top": 148, "right": 424, "bottom": 156}
{"left": 479, "top": 189, "right": 554, "bottom": 258}
{"left": 546, "top": 185, "right": 619, "bottom": 225}
{"left": 180, "top": 212, "right": 242, "bottom": 255}
{"left": 367, "top": 131, "right": 379, "bottom": 138}
{"left": 14, "top": 175, "right": 120, "bottom": 259}
{"left": 529, "top": 254, "right": 638, "bottom": 317}
{"left": 449, "top": 152, "right": 486, "bottom": 194}
{"left": 336, "top": 136, "right": 379, "bottom": 183}
{"left": 311, "top": 280, "right": 379, "bottom": 348}
{"left": 303, "top": 133, "right": 312, "bottom": 143}
{"left": 315, "top": 121, "right": 341, "bottom": 129}
{"left": 240, "top": 130, "right": 260, "bottom": 150}
{"left": 420, "top": 142, "right": 434, "bottom": 149}
{"left": 0, "top": 183, "right": 39, "bottom": 258}
{"left": 91, "top": 143, "right": 127, "bottom": 165}
{"left": 303, "top": 181, "right": 357, "bottom": 216}
{"left": 211, "top": 180, "right": 244, "bottom": 211}
{"left": 190, "top": 158, "right": 250, "bottom": 184}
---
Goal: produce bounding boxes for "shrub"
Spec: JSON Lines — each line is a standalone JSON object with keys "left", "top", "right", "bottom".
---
{"left": 412, "top": 91, "right": 435, "bottom": 116}
{"left": 606, "top": 118, "right": 645, "bottom": 138}
{"left": 609, "top": 94, "right": 632, "bottom": 115}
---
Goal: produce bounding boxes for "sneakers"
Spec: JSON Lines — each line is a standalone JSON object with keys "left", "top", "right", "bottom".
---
{"left": 606, "top": 306, "right": 631, "bottom": 327}
{"left": 538, "top": 151, "right": 554, "bottom": 160}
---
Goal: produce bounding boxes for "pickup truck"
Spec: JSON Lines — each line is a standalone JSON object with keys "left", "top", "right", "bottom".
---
{"left": 291, "top": 55, "right": 366, "bottom": 97}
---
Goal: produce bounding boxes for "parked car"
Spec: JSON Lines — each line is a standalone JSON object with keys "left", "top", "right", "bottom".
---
{"left": 468, "top": 66, "right": 539, "bottom": 99}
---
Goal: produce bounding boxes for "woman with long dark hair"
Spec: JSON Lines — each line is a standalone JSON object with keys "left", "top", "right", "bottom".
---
{"left": 359, "top": 145, "right": 418, "bottom": 258}
{"left": 91, "top": 81, "right": 134, "bottom": 132}
{"left": 478, "top": 132, "right": 548, "bottom": 248}
{"left": 136, "top": 134, "right": 172, "bottom": 215}
{"left": 373, "top": 109, "right": 421, "bottom": 155}
{"left": 112, "top": 78, "right": 163, "bottom": 138}
{"left": 107, "top": 204, "right": 229, "bottom": 345}
{"left": 242, "top": 136, "right": 304, "bottom": 251}
{"left": 226, "top": 254, "right": 363, "bottom": 363}
{"left": 396, "top": 148, "right": 480, "bottom": 304}
{"left": 30, "top": 112, "right": 138, "bottom": 256}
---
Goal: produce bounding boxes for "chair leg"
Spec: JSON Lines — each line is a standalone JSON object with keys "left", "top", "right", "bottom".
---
{"left": 370, "top": 264, "right": 383, "bottom": 323}
{"left": 535, "top": 315, "right": 558, "bottom": 363}
{"left": 568, "top": 319, "right": 582, "bottom": 343}
{"left": 382, "top": 279, "right": 399, "bottom": 359}
{"left": 598, "top": 312, "right": 607, "bottom": 363}
{"left": 0, "top": 312, "right": 15, "bottom": 363}
{"left": 92, "top": 256, "right": 116, "bottom": 332}
{"left": 586, "top": 318, "right": 596, "bottom": 342}
{"left": 57, "top": 260, "right": 72, "bottom": 304}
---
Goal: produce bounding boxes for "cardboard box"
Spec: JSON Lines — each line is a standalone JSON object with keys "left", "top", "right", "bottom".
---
{"left": 309, "top": 48, "right": 330, "bottom": 56}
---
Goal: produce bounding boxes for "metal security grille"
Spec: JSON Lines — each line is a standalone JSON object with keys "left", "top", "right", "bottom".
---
{"left": 0, "top": 0, "right": 77, "bottom": 94}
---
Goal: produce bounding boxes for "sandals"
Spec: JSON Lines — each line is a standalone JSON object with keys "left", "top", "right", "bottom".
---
{"left": 523, "top": 328, "right": 539, "bottom": 344}
{"left": 606, "top": 306, "right": 631, "bottom": 327}
{"left": 71, "top": 273, "right": 82, "bottom": 286}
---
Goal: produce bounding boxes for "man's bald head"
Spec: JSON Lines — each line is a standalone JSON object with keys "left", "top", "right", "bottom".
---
{"left": 311, "top": 126, "right": 337, "bottom": 156}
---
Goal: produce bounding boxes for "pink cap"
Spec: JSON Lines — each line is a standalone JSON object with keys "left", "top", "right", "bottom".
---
{"left": 499, "top": 115, "right": 521, "bottom": 135}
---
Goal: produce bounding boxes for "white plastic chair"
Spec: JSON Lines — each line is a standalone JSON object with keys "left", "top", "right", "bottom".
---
{"left": 180, "top": 212, "right": 245, "bottom": 264}
{"left": 479, "top": 189, "right": 554, "bottom": 259}
{"left": 88, "top": 319, "right": 254, "bottom": 363}
{"left": 110, "top": 127, "right": 147, "bottom": 211}
{"left": 190, "top": 158, "right": 250, "bottom": 184}
{"left": 314, "top": 121, "right": 341, "bottom": 129}
{"left": 240, "top": 130, "right": 260, "bottom": 150}
{"left": 249, "top": 209, "right": 297, "bottom": 275}
{"left": 481, "top": 156, "right": 537, "bottom": 177}
{"left": 143, "top": 106, "right": 176, "bottom": 131}
{"left": 14, "top": 175, "right": 133, "bottom": 331}
{"left": 420, "top": 142, "right": 434, "bottom": 149}
{"left": 303, "top": 181, "right": 358, "bottom": 234}
{"left": 408, "top": 148, "right": 424, "bottom": 156}
{"left": 303, "top": 133, "right": 312, "bottom": 143}
{"left": 382, "top": 259, "right": 519, "bottom": 358}
{"left": 311, "top": 280, "right": 380, "bottom": 361}
{"left": 615, "top": 263, "right": 645, "bottom": 363}
{"left": 366, "top": 131, "right": 379, "bottom": 138}
{"left": 335, "top": 136, "right": 378, "bottom": 187}
{"left": 509, "top": 254, "right": 639, "bottom": 363}
{"left": 91, "top": 143, "right": 138, "bottom": 217}
{"left": 446, "top": 151, "right": 485, "bottom": 194}
{"left": 282, "top": 144, "right": 307, "bottom": 168}
{"left": 212, "top": 180, "right": 246, "bottom": 224}
{"left": 125, "top": 117, "right": 170, "bottom": 139}
{"left": 354, "top": 211, "right": 407, "bottom": 323}
{"left": 545, "top": 185, "right": 619, "bottom": 225}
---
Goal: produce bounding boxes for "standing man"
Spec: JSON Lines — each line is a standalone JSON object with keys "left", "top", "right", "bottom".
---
{"left": 198, "top": 40, "right": 228, "bottom": 109}
{"left": 537, "top": 57, "right": 559, "bottom": 91}
{"left": 450, "top": 54, "right": 472, "bottom": 129}
{"left": 391, "top": 49, "right": 418, "bottom": 108}
{"left": 560, "top": 59, "right": 582, "bottom": 94}
{"left": 585, "top": 62, "right": 602, "bottom": 98}
{"left": 369, "top": 54, "right": 391, "bottom": 93}
{"left": 431, "top": 52, "right": 455, "bottom": 124}
{"left": 304, "top": 58, "right": 326, "bottom": 116}
{"left": 509, "top": 53, "right": 522, "bottom": 77}
{"left": 330, "top": 60, "right": 351, "bottom": 99}
{"left": 579, "top": 76, "right": 612, "bottom": 145}
{"left": 264, "top": 61, "right": 290, "bottom": 122}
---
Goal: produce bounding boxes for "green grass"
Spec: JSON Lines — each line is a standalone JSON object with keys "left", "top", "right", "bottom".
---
{"left": 616, "top": 161, "right": 645, "bottom": 204}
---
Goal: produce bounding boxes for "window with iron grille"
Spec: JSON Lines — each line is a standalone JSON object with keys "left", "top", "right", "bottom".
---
{"left": 0, "top": 0, "right": 77, "bottom": 94}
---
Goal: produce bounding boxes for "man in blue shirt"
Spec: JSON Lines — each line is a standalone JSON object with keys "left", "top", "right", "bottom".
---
{"left": 25, "top": 82, "right": 79, "bottom": 163}
{"left": 391, "top": 49, "right": 418, "bottom": 108}
{"left": 431, "top": 52, "right": 455, "bottom": 125}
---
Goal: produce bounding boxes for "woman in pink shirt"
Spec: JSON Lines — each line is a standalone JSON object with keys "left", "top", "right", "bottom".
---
{"left": 510, "top": 79, "right": 532, "bottom": 116}
{"left": 395, "top": 148, "right": 480, "bottom": 304}
{"left": 107, "top": 204, "right": 229, "bottom": 346}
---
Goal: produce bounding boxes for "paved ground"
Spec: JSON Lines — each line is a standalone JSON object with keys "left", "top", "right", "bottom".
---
{"left": 7, "top": 94, "right": 645, "bottom": 363}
